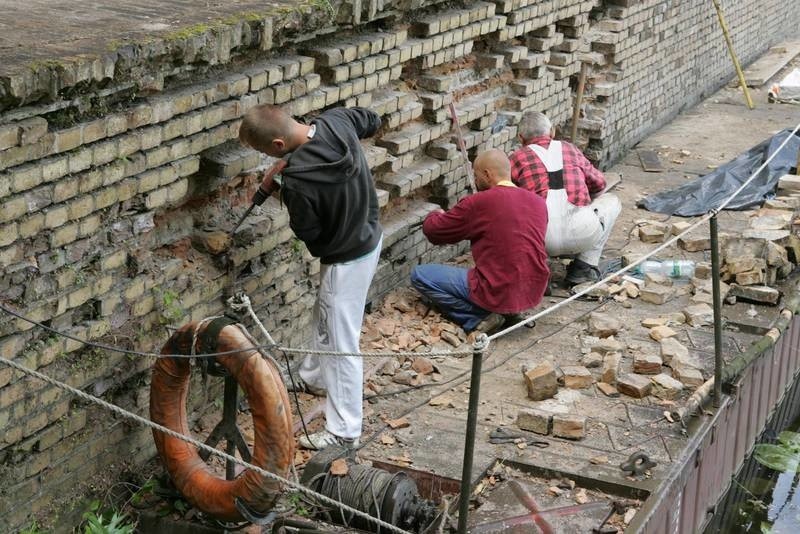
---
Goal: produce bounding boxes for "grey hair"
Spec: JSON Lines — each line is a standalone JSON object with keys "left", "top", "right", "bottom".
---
{"left": 518, "top": 112, "right": 552, "bottom": 140}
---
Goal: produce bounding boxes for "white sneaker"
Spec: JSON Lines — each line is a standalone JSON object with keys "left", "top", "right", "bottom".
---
{"left": 298, "top": 429, "right": 360, "bottom": 451}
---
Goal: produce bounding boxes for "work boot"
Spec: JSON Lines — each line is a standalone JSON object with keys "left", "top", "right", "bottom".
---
{"left": 298, "top": 429, "right": 359, "bottom": 451}
{"left": 503, "top": 313, "right": 535, "bottom": 329}
{"left": 285, "top": 377, "right": 327, "bottom": 397}
{"left": 473, "top": 313, "right": 505, "bottom": 334}
{"left": 566, "top": 259, "right": 601, "bottom": 286}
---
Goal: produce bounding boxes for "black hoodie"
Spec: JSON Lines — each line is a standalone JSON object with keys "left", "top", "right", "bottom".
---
{"left": 281, "top": 107, "right": 383, "bottom": 264}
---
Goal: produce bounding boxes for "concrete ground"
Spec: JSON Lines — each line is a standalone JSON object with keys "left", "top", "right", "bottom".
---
{"left": 350, "top": 55, "right": 800, "bottom": 531}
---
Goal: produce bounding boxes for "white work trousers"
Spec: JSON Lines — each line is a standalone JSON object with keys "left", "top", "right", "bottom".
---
{"left": 546, "top": 193, "right": 621, "bottom": 266}
{"left": 298, "top": 238, "right": 381, "bottom": 439}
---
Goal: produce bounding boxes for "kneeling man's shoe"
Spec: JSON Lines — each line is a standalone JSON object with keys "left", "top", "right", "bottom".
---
{"left": 566, "top": 259, "right": 601, "bottom": 285}
{"left": 474, "top": 313, "right": 505, "bottom": 334}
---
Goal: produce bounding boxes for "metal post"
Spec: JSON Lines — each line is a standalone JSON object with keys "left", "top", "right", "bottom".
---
{"left": 710, "top": 215, "right": 724, "bottom": 407}
{"left": 457, "top": 337, "right": 487, "bottom": 534}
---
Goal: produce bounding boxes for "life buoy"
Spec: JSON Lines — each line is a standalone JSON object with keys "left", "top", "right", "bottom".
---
{"left": 150, "top": 318, "right": 294, "bottom": 521}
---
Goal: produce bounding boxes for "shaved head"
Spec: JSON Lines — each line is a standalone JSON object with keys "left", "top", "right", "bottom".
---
{"left": 474, "top": 149, "right": 511, "bottom": 190}
{"left": 239, "top": 104, "right": 296, "bottom": 156}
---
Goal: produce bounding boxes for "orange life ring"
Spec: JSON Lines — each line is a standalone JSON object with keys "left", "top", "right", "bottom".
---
{"left": 150, "top": 319, "right": 294, "bottom": 521}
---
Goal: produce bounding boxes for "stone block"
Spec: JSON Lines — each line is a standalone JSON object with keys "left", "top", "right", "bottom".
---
{"left": 597, "top": 382, "right": 619, "bottom": 398}
{"left": 633, "top": 353, "right": 663, "bottom": 375}
{"left": 640, "top": 284, "right": 674, "bottom": 305}
{"left": 581, "top": 351, "right": 604, "bottom": 368}
{"left": 673, "top": 366, "right": 704, "bottom": 388}
{"left": 651, "top": 373, "right": 684, "bottom": 400}
{"left": 660, "top": 337, "right": 689, "bottom": 365}
{"left": 523, "top": 362, "right": 558, "bottom": 401}
{"left": 587, "top": 311, "right": 621, "bottom": 338}
{"left": 552, "top": 414, "right": 586, "bottom": 440}
{"left": 639, "top": 223, "right": 671, "bottom": 243}
{"left": 735, "top": 269, "right": 765, "bottom": 286}
{"left": 560, "top": 366, "right": 594, "bottom": 389}
{"left": 728, "top": 284, "right": 780, "bottom": 305}
{"left": 778, "top": 174, "right": 800, "bottom": 192}
{"left": 601, "top": 352, "right": 621, "bottom": 384}
{"left": 617, "top": 374, "right": 652, "bottom": 398}
{"left": 684, "top": 303, "right": 713, "bottom": 327}
{"left": 649, "top": 325, "right": 677, "bottom": 341}
{"left": 516, "top": 408, "right": 551, "bottom": 435}
{"left": 678, "top": 236, "right": 711, "bottom": 252}
{"left": 644, "top": 272, "right": 672, "bottom": 286}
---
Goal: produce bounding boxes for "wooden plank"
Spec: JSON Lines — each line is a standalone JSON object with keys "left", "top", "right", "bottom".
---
{"left": 638, "top": 150, "right": 664, "bottom": 172}
{"left": 592, "top": 171, "right": 621, "bottom": 199}
{"left": 741, "top": 41, "right": 800, "bottom": 87}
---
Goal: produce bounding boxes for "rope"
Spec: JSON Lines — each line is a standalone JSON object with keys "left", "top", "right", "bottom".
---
{"left": 489, "top": 121, "right": 800, "bottom": 341}
{"left": 0, "top": 302, "right": 474, "bottom": 359}
{"left": 0, "top": 355, "right": 412, "bottom": 534}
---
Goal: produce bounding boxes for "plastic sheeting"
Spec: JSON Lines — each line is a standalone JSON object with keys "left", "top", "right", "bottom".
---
{"left": 637, "top": 129, "right": 800, "bottom": 216}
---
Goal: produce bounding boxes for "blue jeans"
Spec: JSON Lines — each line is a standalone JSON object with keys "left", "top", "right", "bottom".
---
{"left": 410, "top": 265, "right": 489, "bottom": 332}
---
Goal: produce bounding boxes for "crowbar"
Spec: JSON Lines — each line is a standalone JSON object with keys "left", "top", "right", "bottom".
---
{"left": 448, "top": 102, "right": 476, "bottom": 193}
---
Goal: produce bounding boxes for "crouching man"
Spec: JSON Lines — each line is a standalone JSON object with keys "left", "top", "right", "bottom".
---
{"left": 510, "top": 111, "right": 621, "bottom": 286}
{"left": 411, "top": 149, "right": 550, "bottom": 334}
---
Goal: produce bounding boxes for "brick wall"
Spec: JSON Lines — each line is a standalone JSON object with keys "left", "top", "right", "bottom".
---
{"left": 0, "top": 0, "right": 797, "bottom": 530}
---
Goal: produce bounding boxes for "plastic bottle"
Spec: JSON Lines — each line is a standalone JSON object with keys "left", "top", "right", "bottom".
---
{"left": 632, "top": 260, "right": 695, "bottom": 279}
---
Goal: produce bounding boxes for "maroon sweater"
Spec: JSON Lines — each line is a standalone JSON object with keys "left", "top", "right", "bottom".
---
{"left": 422, "top": 184, "right": 550, "bottom": 313}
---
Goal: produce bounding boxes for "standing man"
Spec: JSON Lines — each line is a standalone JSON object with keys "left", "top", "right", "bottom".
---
{"left": 239, "top": 105, "right": 382, "bottom": 450}
{"left": 411, "top": 149, "right": 549, "bottom": 334}
{"left": 510, "top": 111, "right": 621, "bottom": 285}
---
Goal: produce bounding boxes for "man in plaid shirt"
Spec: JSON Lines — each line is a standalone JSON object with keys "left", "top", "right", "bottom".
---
{"left": 510, "top": 112, "right": 621, "bottom": 285}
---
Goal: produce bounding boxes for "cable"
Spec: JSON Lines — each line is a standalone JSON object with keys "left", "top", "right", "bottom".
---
{"left": 0, "top": 302, "right": 473, "bottom": 360}
{"left": 0, "top": 354, "right": 412, "bottom": 534}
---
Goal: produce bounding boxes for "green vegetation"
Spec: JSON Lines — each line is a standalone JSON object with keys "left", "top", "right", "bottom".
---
{"left": 155, "top": 288, "right": 186, "bottom": 325}
{"left": 753, "top": 431, "right": 800, "bottom": 472}
{"left": 81, "top": 500, "right": 136, "bottom": 534}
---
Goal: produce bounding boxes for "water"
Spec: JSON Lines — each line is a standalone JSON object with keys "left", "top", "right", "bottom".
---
{"left": 707, "top": 423, "right": 800, "bottom": 533}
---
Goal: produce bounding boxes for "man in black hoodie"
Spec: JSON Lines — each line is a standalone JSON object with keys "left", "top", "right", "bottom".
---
{"left": 239, "top": 104, "right": 383, "bottom": 450}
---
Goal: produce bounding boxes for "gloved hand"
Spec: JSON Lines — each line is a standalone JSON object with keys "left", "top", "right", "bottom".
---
{"left": 251, "top": 161, "right": 286, "bottom": 206}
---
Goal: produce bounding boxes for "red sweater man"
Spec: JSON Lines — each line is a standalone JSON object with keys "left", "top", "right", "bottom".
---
{"left": 411, "top": 149, "right": 550, "bottom": 333}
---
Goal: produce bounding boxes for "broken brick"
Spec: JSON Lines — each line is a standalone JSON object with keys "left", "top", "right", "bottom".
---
{"left": 617, "top": 374, "right": 652, "bottom": 398}
{"left": 684, "top": 303, "right": 713, "bottom": 327}
{"left": 552, "top": 414, "right": 586, "bottom": 439}
{"left": 649, "top": 325, "right": 677, "bottom": 341}
{"left": 597, "top": 382, "right": 620, "bottom": 397}
{"left": 641, "top": 284, "right": 675, "bottom": 305}
{"left": 587, "top": 312, "right": 622, "bottom": 338}
{"left": 601, "top": 352, "right": 621, "bottom": 384}
{"left": 561, "top": 365, "right": 594, "bottom": 389}
{"left": 516, "top": 408, "right": 551, "bottom": 435}
{"left": 651, "top": 373, "right": 684, "bottom": 400}
{"left": 632, "top": 353, "right": 663, "bottom": 375}
{"left": 524, "top": 362, "right": 558, "bottom": 401}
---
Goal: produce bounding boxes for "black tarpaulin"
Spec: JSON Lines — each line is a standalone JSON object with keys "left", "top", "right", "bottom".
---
{"left": 637, "top": 128, "right": 800, "bottom": 216}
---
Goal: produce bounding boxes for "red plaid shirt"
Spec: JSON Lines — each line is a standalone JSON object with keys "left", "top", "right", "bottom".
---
{"left": 509, "top": 136, "right": 605, "bottom": 207}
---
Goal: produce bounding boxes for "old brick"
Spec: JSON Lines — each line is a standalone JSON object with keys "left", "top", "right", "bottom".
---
{"left": 617, "top": 374, "right": 652, "bottom": 398}
{"left": 651, "top": 373, "right": 684, "bottom": 400}
{"left": 552, "top": 414, "right": 586, "bottom": 439}
{"left": 633, "top": 353, "right": 663, "bottom": 375}
{"left": 601, "top": 352, "right": 621, "bottom": 384}
{"left": 684, "top": 303, "right": 713, "bottom": 327}
{"left": 640, "top": 284, "right": 675, "bottom": 305}
{"left": 587, "top": 312, "right": 621, "bottom": 338}
{"left": 597, "top": 382, "right": 619, "bottom": 398}
{"left": 660, "top": 337, "right": 689, "bottom": 365}
{"left": 673, "top": 366, "right": 705, "bottom": 388}
{"left": 678, "top": 236, "right": 711, "bottom": 252}
{"left": 560, "top": 365, "right": 594, "bottom": 389}
{"left": 728, "top": 284, "right": 780, "bottom": 305}
{"left": 649, "top": 325, "right": 677, "bottom": 341}
{"left": 516, "top": 408, "right": 551, "bottom": 435}
{"left": 523, "top": 362, "right": 558, "bottom": 401}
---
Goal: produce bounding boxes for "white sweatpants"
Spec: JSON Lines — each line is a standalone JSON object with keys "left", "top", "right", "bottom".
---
{"left": 298, "top": 238, "right": 381, "bottom": 439}
{"left": 546, "top": 193, "right": 621, "bottom": 266}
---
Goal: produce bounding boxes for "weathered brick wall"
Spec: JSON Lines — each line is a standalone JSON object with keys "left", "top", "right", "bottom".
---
{"left": 0, "top": 0, "right": 797, "bottom": 530}
{"left": 578, "top": 0, "right": 800, "bottom": 164}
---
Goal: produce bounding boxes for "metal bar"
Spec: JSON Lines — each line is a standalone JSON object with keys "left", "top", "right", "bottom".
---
{"left": 508, "top": 480, "right": 555, "bottom": 534}
{"left": 570, "top": 62, "right": 589, "bottom": 143}
{"left": 448, "top": 102, "right": 477, "bottom": 193}
{"left": 710, "top": 0, "right": 755, "bottom": 110}
{"left": 457, "top": 346, "right": 484, "bottom": 533}
{"left": 711, "top": 215, "right": 723, "bottom": 408}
